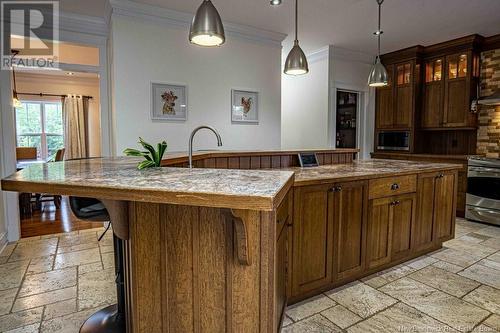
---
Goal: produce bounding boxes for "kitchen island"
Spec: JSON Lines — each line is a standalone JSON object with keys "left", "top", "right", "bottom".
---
{"left": 1, "top": 151, "right": 462, "bottom": 332}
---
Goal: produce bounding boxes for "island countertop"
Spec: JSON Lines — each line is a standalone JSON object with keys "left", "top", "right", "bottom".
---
{"left": 287, "top": 159, "right": 463, "bottom": 186}
{"left": 1, "top": 157, "right": 295, "bottom": 211}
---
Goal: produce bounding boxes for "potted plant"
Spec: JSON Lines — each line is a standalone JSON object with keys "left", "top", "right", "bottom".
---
{"left": 123, "top": 137, "right": 168, "bottom": 170}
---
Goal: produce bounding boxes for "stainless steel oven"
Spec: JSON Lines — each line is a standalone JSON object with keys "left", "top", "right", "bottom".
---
{"left": 466, "top": 157, "right": 500, "bottom": 225}
{"left": 377, "top": 131, "right": 410, "bottom": 151}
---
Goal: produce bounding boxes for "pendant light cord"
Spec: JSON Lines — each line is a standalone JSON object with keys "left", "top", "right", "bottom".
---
{"left": 377, "top": 0, "right": 383, "bottom": 57}
{"left": 295, "top": 0, "right": 298, "bottom": 41}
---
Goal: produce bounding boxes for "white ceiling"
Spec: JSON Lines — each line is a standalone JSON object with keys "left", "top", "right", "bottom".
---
{"left": 60, "top": 0, "right": 500, "bottom": 54}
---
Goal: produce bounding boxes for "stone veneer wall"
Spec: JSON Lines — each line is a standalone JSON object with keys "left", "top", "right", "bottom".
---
{"left": 478, "top": 49, "right": 500, "bottom": 158}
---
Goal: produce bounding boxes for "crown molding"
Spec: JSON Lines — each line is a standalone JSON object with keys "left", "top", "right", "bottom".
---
{"left": 307, "top": 46, "right": 329, "bottom": 64}
{"left": 306, "top": 46, "right": 373, "bottom": 65}
{"left": 108, "top": 0, "right": 287, "bottom": 47}
{"left": 331, "top": 46, "right": 373, "bottom": 65}
{"left": 16, "top": 72, "right": 99, "bottom": 87}
{"left": 57, "top": 11, "right": 108, "bottom": 37}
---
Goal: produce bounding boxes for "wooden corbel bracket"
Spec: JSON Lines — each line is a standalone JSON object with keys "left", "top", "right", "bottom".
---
{"left": 101, "top": 200, "right": 129, "bottom": 240}
{"left": 222, "top": 209, "right": 251, "bottom": 266}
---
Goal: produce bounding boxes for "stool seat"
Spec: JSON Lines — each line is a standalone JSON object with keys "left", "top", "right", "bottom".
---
{"left": 69, "top": 197, "right": 110, "bottom": 221}
{"left": 69, "top": 196, "right": 126, "bottom": 333}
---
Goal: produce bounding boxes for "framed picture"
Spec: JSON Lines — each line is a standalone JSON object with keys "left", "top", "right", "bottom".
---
{"left": 151, "top": 82, "right": 187, "bottom": 121}
{"left": 231, "top": 89, "right": 259, "bottom": 124}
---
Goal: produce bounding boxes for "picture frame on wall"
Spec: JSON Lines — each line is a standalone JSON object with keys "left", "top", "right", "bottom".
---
{"left": 151, "top": 82, "right": 188, "bottom": 121}
{"left": 231, "top": 89, "right": 259, "bottom": 124}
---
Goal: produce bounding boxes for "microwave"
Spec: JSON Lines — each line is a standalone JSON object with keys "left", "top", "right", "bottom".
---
{"left": 377, "top": 131, "right": 410, "bottom": 151}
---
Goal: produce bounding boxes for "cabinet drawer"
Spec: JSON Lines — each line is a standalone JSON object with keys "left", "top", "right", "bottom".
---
{"left": 369, "top": 175, "right": 417, "bottom": 199}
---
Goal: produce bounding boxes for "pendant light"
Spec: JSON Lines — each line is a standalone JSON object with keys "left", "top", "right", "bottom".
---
{"left": 368, "top": 0, "right": 388, "bottom": 87}
{"left": 189, "top": 0, "right": 225, "bottom": 47}
{"left": 284, "top": 0, "right": 309, "bottom": 75}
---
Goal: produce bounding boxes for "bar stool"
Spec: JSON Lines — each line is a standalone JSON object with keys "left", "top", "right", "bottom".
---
{"left": 69, "top": 196, "right": 126, "bottom": 333}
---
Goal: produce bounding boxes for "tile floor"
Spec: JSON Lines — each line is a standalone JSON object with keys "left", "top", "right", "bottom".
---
{"left": 0, "top": 218, "right": 498, "bottom": 332}
{"left": 282, "top": 218, "right": 500, "bottom": 333}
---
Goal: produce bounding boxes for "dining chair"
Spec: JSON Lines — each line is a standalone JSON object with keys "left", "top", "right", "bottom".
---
{"left": 16, "top": 147, "right": 37, "bottom": 160}
{"left": 34, "top": 148, "right": 66, "bottom": 210}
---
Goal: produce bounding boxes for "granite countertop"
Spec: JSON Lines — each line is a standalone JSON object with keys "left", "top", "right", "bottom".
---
{"left": 288, "top": 159, "right": 462, "bottom": 186}
{"left": 1, "top": 157, "right": 295, "bottom": 211}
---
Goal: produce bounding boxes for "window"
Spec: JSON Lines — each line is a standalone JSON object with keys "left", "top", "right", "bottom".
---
{"left": 15, "top": 101, "right": 64, "bottom": 159}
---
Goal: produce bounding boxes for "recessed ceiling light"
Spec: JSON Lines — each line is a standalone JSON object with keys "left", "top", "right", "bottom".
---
{"left": 270, "top": 0, "right": 282, "bottom": 6}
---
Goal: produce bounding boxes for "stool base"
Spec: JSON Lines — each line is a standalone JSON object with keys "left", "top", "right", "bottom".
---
{"left": 79, "top": 304, "right": 125, "bottom": 333}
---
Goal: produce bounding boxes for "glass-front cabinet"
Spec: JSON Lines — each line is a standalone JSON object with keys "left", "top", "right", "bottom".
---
{"left": 394, "top": 61, "right": 414, "bottom": 128}
{"left": 422, "top": 58, "right": 444, "bottom": 128}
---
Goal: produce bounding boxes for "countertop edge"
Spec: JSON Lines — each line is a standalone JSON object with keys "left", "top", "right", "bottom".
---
{"left": 1, "top": 177, "right": 294, "bottom": 212}
{"left": 292, "top": 164, "right": 462, "bottom": 187}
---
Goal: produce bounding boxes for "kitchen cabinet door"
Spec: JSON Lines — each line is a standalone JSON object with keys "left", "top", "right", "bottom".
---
{"left": 332, "top": 180, "right": 367, "bottom": 282}
{"left": 394, "top": 62, "right": 413, "bottom": 129}
{"left": 433, "top": 171, "right": 456, "bottom": 242}
{"left": 443, "top": 53, "right": 473, "bottom": 128}
{"left": 413, "top": 172, "right": 437, "bottom": 252}
{"left": 275, "top": 222, "right": 288, "bottom": 330}
{"left": 422, "top": 58, "right": 444, "bottom": 128}
{"left": 291, "top": 184, "right": 334, "bottom": 297}
{"left": 376, "top": 65, "right": 394, "bottom": 129}
{"left": 391, "top": 193, "right": 416, "bottom": 260}
{"left": 366, "top": 197, "right": 394, "bottom": 269}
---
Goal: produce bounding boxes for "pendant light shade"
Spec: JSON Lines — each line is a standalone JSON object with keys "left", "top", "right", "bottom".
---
{"left": 368, "top": 0, "right": 388, "bottom": 87}
{"left": 284, "top": 41, "right": 309, "bottom": 75}
{"left": 284, "top": 0, "right": 308, "bottom": 75}
{"left": 368, "top": 56, "right": 388, "bottom": 87}
{"left": 189, "top": 0, "right": 225, "bottom": 47}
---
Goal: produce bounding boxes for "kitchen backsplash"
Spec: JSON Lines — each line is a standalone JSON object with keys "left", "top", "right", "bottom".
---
{"left": 478, "top": 48, "right": 500, "bottom": 158}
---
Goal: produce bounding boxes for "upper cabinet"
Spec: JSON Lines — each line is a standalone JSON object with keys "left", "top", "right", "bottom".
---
{"left": 375, "top": 60, "right": 416, "bottom": 130}
{"left": 375, "top": 35, "right": 482, "bottom": 136}
{"left": 422, "top": 50, "right": 479, "bottom": 129}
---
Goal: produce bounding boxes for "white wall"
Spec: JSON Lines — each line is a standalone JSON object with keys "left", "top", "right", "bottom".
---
{"left": 281, "top": 46, "right": 375, "bottom": 159}
{"left": 111, "top": 17, "right": 282, "bottom": 153}
{"left": 16, "top": 73, "right": 102, "bottom": 157}
{"left": 281, "top": 55, "right": 330, "bottom": 149}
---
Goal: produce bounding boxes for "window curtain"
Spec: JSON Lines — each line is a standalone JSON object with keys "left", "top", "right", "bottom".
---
{"left": 63, "top": 95, "right": 89, "bottom": 159}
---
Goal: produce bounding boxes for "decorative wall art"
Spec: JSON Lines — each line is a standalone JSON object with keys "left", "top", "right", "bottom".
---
{"left": 231, "top": 89, "right": 259, "bottom": 124}
{"left": 151, "top": 83, "right": 187, "bottom": 121}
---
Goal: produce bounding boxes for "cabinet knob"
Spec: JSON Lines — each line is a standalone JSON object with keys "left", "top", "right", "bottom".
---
{"left": 391, "top": 183, "right": 400, "bottom": 190}
{"left": 391, "top": 200, "right": 400, "bottom": 206}
{"left": 436, "top": 173, "right": 444, "bottom": 179}
{"left": 330, "top": 185, "right": 343, "bottom": 192}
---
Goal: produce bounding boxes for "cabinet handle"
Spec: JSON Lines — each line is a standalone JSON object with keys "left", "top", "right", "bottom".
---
{"left": 391, "top": 183, "right": 400, "bottom": 190}
{"left": 330, "top": 185, "right": 343, "bottom": 192}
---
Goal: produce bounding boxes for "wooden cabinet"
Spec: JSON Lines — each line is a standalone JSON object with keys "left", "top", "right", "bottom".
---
{"left": 332, "top": 181, "right": 367, "bottom": 282}
{"left": 413, "top": 170, "right": 457, "bottom": 251}
{"left": 376, "top": 65, "right": 395, "bottom": 129}
{"left": 422, "top": 51, "right": 479, "bottom": 129}
{"left": 291, "top": 184, "right": 334, "bottom": 296}
{"left": 366, "top": 196, "right": 394, "bottom": 269}
{"left": 366, "top": 193, "right": 417, "bottom": 269}
{"left": 375, "top": 61, "right": 415, "bottom": 130}
{"left": 433, "top": 171, "right": 456, "bottom": 242}
{"left": 291, "top": 180, "right": 367, "bottom": 297}
{"left": 391, "top": 193, "right": 417, "bottom": 260}
{"left": 394, "top": 62, "right": 414, "bottom": 128}
{"left": 422, "top": 58, "right": 444, "bottom": 128}
{"left": 275, "top": 193, "right": 291, "bottom": 329}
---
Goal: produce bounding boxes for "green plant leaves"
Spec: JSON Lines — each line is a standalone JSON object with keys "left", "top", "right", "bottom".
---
{"left": 137, "top": 160, "right": 156, "bottom": 170}
{"left": 123, "top": 138, "right": 168, "bottom": 169}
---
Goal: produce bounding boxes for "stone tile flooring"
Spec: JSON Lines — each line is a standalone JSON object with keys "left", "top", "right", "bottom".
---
{"left": 283, "top": 218, "right": 500, "bottom": 333}
{"left": 0, "top": 218, "right": 498, "bottom": 332}
{"left": 0, "top": 227, "right": 114, "bottom": 333}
